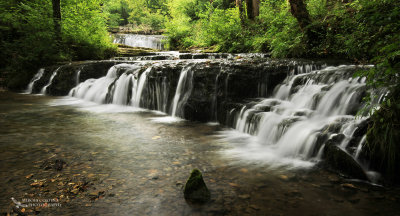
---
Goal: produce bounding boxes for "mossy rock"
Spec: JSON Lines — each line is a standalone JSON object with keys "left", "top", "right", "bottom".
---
{"left": 324, "top": 140, "right": 368, "bottom": 180}
{"left": 184, "top": 169, "right": 210, "bottom": 204}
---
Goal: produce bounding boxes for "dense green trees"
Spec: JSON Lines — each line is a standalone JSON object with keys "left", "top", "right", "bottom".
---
{"left": 1, "top": 0, "right": 115, "bottom": 89}
{"left": 103, "top": 0, "right": 168, "bottom": 31}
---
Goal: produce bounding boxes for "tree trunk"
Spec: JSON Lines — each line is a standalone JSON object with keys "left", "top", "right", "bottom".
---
{"left": 52, "top": 0, "right": 61, "bottom": 43}
{"left": 252, "top": 0, "right": 260, "bottom": 18}
{"left": 288, "top": 0, "right": 311, "bottom": 30}
{"left": 236, "top": 0, "right": 245, "bottom": 25}
{"left": 245, "top": 0, "right": 254, "bottom": 19}
{"left": 245, "top": 0, "right": 259, "bottom": 19}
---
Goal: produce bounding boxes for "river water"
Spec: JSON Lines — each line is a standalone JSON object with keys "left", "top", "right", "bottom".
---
{"left": 1, "top": 91, "right": 400, "bottom": 215}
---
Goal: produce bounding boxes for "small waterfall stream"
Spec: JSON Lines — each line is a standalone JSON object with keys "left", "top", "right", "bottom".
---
{"left": 25, "top": 68, "right": 44, "bottom": 94}
{"left": 171, "top": 65, "right": 194, "bottom": 117}
{"left": 40, "top": 67, "right": 61, "bottom": 94}
{"left": 132, "top": 67, "right": 151, "bottom": 107}
{"left": 75, "top": 69, "right": 81, "bottom": 86}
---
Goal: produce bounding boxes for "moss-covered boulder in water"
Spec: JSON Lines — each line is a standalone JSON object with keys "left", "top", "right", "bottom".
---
{"left": 184, "top": 169, "right": 210, "bottom": 204}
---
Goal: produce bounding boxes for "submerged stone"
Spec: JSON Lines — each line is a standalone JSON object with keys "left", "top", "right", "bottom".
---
{"left": 184, "top": 169, "right": 210, "bottom": 204}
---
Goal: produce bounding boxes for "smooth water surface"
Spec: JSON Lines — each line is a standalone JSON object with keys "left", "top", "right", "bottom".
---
{"left": 0, "top": 91, "right": 399, "bottom": 215}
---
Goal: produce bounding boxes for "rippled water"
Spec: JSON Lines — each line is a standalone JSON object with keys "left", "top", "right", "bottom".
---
{"left": 1, "top": 92, "right": 399, "bottom": 215}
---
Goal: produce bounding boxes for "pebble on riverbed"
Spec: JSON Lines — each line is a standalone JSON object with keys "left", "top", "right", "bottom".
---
{"left": 184, "top": 169, "right": 210, "bottom": 204}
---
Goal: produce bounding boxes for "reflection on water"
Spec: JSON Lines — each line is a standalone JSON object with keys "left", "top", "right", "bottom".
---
{"left": 0, "top": 92, "right": 399, "bottom": 215}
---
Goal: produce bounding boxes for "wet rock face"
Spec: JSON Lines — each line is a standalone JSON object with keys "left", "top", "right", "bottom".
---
{"left": 184, "top": 169, "right": 210, "bottom": 204}
{"left": 34, "top": 58, "right": 326, "bottom": 123}
{"left": 323, "top": 139, "right": 368, "bottom": 180}
{"left": 49, "top": 62, "right": 118, "bottom": 96}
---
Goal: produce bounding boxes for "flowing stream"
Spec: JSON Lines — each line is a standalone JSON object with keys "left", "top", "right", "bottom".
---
{"left": 6, "top": 55, "right": 398, "bottom": 215}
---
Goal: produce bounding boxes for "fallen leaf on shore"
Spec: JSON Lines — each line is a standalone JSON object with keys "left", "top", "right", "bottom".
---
{"left": 26, "top": 174, "right": 34, "bottom": 179}
{"left": 341, "top": 183, "right": 358, "bottom": 190}
{"left": 279, "top": 175, "right": 288, "bottom": 181}
{"left": 229, "top": 183, "right": 239, "bottom": 187}
{"left": 239, "top": 168, "right": 248, "bottom": 173}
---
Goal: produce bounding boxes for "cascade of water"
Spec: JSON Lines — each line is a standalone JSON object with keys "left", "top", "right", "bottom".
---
{"left": 75, "top": 70, "right": 81, "bottom": 86}
{"left": 355, "top": 135, "right": 366, "bottom": 159}
{"left": 171, "top": 65, "right": 194, "bottom": 117}
{"left": 113, "top": 34, "right": 165, "bottom": 50}
{"left": 228, "top": 65, "right": 371, "bottom": 165}
{"left": 25, "top": 68, "right": 44, "bottom": 94}
{"left": 112, "top": 73, "right": 134, "bottom": 105}
{"left": 41, "top": 67, "right": 61, "bottom": 95}
{"left": 70, "top": 64, "right": 141, "bottom": 105}
{"left": 132, "top": 67, "right": 151, "bottom": 107}
{"left": 339, "top": 118, "right": 366, "bottom": 150}
{"left": 154, "top": 77, "right": 169, "bottom": 113}
{"left": 82, "top": 66, "right": 118, "bottom": 103}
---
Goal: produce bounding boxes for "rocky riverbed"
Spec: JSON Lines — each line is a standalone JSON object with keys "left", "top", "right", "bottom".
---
{"left": 1, "top": 92, "right": 400, "bottom": 216}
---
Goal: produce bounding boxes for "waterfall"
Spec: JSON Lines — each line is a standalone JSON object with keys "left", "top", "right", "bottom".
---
{"left": 171, "top": 65, "right": 194, "bottom": 117}
{"left": 75, "top": 70, "right": 81, "bottom": 86}
{"left": 113, "top": 34, "right": 165, "bottom": 50}
{"left": 69, "top": 64, "right": 140, "bottom": 104}
{"left": 41, "top": 67, "right": 61, "bottom": 95}
{"left": 112, "top": 73, "right": 133, "bottom": 105}
{"left": 25, "top": 59, "right": 384, "bottom": 179}
{"left": 25, "top": 68, "right": 44, "bottom": 94}
{"left": 155, "top": 77, "right": 168, "bottom": 113}
{"left": 132, "top": 67, "right": 151, "bottom": 107}
{"left": 224, "top": 65, "right": 372, "bottom": 167}
{"left": 355, "top": 135, "right": 366, "bottom": 159}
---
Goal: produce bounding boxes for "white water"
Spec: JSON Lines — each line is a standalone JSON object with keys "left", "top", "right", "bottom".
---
{"left": 70, "top": 66, "right": 118, "bottom": 103}
{"left": 132, "top": 67, "right": 151, "bottom": 107}
{"left": 40, "top": 67, "right": 61, "bottom": 95}
{"left": 113, "top": 34, "right": 165, "bottom": 50}
{"left": 171, "top": 65, "right": 194, "bottom": 117}
{"left": 28, "top": 61, "right": 379, "bottom": 175}
{"left": 221, "top": 65, "right": 372, "bottom": 169}
{"left": 69, "top": 64, "right": 140, "bottom": 104}
{"left": 25, "top": 68, "right": 44, "bottom": 94}
{"left": 75, "top": 70, "right": 81, "bottom": 86}
{"left": 67, "top": 63, "right": 194, "bottom": 120}
{"left": 355, "top": 135, "right": 367, "bottom": 159}
{"left": 112, "top": 73, "right": 133, "bottom": 105}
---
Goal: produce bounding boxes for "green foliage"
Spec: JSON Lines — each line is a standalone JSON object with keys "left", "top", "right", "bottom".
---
{"left": 365, "top": 86, "right": 400, "bottom": 183}
{"left": 103, "top": 0, "right": 168, "bottom": 31}
{"left": 103, "top": 0, "right": 132, "bottom": 27}
{"left": 164, "top": 0, "right": 304, "bottom": 54}
{"left": 195, "top": 7, "right": 244, "bottom": 52}
{"left": 165, "top": 0, "right": 252, "bottom": 52}
{"left": 62, "top": 0, "right": 115, "bottom": 60}
{"left": 0, "top": 0, "right": 116, "bottom": 90}
{"left": 258, "top": 0, "right": 304, "bottom": 57}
